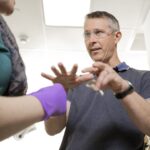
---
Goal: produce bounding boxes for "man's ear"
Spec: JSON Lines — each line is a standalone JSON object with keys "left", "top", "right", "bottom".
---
{"left": 114, "top": 31, "right": 122, "bottom": 44}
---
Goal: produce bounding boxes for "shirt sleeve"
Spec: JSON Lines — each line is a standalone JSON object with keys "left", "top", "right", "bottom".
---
{"left": 140, "top": 71, "right": 150, "bottom": 99}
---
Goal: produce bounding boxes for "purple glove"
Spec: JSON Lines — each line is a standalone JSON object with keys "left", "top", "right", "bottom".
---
{"left": 29, "top": 83, "right": 66, "bottom": 120}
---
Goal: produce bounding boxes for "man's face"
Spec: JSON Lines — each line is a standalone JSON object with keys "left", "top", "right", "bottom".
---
{"left": 0, "top": 0, "right": 15, "bottom": 15}
{"left": 84, "top": 18, "right": 118, "bottom": 63}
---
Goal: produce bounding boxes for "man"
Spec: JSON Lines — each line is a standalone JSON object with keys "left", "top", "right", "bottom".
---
{"left": 42, "top": 11, "right": 150, "bottom": 149}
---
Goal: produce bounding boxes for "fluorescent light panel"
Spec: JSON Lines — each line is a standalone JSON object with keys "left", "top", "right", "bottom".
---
{"left": 43, "top": 0, "right": 90, "bottom": 27}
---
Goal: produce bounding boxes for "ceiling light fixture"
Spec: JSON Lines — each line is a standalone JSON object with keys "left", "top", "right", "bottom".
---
{"left": 42, "top": 0, "right": 90, "bottom": 27}
{"left": 19, "top": 34, "right": 29, "bottom": 44}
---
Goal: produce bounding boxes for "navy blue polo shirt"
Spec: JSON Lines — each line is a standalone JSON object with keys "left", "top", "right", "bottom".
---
{"left": 60, "top": 62, "right": 150, "bottom": 150}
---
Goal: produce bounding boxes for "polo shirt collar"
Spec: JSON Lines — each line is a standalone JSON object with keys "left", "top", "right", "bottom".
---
{"left": 113, "top": 62, "right": 129, "bottom": 72}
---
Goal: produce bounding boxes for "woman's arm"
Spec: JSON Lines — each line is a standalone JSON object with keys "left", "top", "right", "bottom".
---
{"left": 0, "top": 95, "right": 44, "bottom": 141}
{"left": 0, "top": 83, "right": 67, "bottom": 141}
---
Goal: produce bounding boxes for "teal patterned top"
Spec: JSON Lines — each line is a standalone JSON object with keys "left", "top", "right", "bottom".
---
{"left": 0, "top": 33, "right": 12, "bottom": 95}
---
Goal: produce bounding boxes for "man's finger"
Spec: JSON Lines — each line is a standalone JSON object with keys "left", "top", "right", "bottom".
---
{"left": 51, "top": 66, "right": 61, "bottom": 76}
{"left": 41, "top": 73, "right": 55, "bottom": 81}
{"left": 70, "top": 64, "right": 78, "bottom": 75}
{"left": 58, "top": 63, "right": 67, "bottom": 75}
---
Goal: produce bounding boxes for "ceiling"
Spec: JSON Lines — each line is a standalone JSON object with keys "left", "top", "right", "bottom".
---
{"left": 3, "top": 0, "right": 150, "bottom": 53}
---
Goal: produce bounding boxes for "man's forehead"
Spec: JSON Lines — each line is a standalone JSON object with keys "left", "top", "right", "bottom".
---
{"left": 84, "top": 19, "right": 110, "bottom": 30}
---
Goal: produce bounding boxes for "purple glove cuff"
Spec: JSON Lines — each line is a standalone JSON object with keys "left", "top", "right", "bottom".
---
{"left": 29, "top": 83, "right": 66, "bottom": 120}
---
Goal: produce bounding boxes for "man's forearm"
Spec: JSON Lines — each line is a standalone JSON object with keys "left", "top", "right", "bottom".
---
{"left": 121, "top": 92, "right": 150, "bottom": 136}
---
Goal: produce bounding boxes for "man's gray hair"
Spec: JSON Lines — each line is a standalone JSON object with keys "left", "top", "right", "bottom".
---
{"left": 86, "top": 11, "right": 120, "bottom": 31}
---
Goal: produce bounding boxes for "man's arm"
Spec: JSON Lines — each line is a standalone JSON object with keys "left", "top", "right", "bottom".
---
{"left": 121, "top": 92, "right": 150, "bottom": 136}
{"left": 44, "top": 100, "right": 71, "bottom": 135}
{"left": 79, "top": 61, "right": 150, "bottom": 136}
{"left": 41, "top": 63, "right": 76, "bottom": 135}
{"left": 41, "top": 63, "right": 92, "bottom": 135}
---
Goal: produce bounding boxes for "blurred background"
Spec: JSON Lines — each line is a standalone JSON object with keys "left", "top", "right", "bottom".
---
{"left": 1, "top": 0, "right": 150, "bottom": 149}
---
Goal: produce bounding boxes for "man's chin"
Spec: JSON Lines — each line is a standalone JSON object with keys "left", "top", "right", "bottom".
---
{"left": 91, "top": 56, "right": 103, "bottom": 62}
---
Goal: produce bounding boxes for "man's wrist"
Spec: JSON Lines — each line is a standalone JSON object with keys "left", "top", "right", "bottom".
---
{"left": 114, "top": 81, "right": 134, "bottom": 99}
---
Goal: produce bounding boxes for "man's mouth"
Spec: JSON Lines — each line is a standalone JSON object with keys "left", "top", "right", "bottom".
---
{"left": 90, "top": 48, "right": 102, "bottom": 53}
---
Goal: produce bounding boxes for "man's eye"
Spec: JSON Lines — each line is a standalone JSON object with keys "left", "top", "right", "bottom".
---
{"left": 95, "top": 31, "right": 102, "bottom": 35}
{"left": 84, "top": 32, "right": 90, "bottom": 37}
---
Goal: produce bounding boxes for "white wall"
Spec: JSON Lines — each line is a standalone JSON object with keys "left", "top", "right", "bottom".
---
{"left": 144, "top": 10, "right": 150, "bottom": 66}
